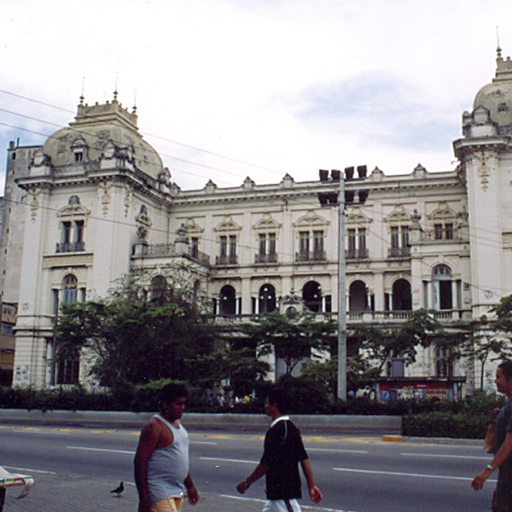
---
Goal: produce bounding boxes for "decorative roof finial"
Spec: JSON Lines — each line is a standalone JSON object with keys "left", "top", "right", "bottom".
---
{"left": 497, "top": 26, "right": 502, "bottom": 58}
{"left": 79, "top": 76, "right": 85, "bottom": 105}
{"left": 113, "top": 72, "right": 119, "bottom": 102}
{"left": 133, "top": 87, "right": 137, "bottom": 114}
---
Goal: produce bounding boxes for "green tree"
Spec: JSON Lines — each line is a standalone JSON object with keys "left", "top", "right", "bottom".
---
{"left": 459, "top": 316, "right": 506, "bottom": 389}
{"left": 55, "top": 270, "right": 217, "bottom": 389}
{"left": 300, "top": 357, "right": 338, "bottom": 396}
{"left": 241, "top": 311, "right": 336, "bottom": 375}
{"left": 190, "top": 343, "right": 270, "bottom": 406}
{"left": 353, "top": 309, "right": 443, "bottom": 384}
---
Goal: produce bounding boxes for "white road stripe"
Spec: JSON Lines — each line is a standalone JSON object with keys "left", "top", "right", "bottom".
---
{"left": 333, "top": 467, "right": 496, "bottom": 483}
{"left": 200, "top": 457, "right": 259, "bottom": 464}
{"left": 67, "top": 446, "right": 135, "bottom": 454}
{"left": 215, "top": 494, "right": 356, "bottom": 512}
{"left": 3, "top": 466, "right": 56, "bottom": 475}
{"left": 308, "top": 448, "right": 368, "bottom": 454}
{"left": 401, "top": 452, "right": 489, "bottom": 460}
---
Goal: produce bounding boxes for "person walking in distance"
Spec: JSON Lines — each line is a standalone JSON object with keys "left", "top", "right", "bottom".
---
{"left": 134, "top": 383, "right": 199, "bottom": 512}
{"left": 236, "top": 387, "right": 323, "bottom": 512}
{"left": 472, "top": 360, "right": 512, "bottom": 511}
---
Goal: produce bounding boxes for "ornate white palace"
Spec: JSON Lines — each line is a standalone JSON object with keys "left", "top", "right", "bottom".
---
{"left": 2, "top": 49, "right": 512, "bottom": 398}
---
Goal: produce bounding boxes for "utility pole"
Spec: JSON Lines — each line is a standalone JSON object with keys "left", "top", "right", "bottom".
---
{"left": 318, "top": 167, "right": 368, "bottom": 401}
{"left": 337, "top": 176, "right": 347, "bottom": 400}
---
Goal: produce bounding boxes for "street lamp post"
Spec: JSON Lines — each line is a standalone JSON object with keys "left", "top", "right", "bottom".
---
{"left": 319, "top": 167, "right": 368, "bottom": 400}
{"left": 337, "top": 176, "right": 347, "bottom": 400}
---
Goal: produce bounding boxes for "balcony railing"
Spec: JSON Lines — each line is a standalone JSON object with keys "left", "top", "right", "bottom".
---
{"left": 134, "top": 243, "right": 210, "bottom": 266}
{"left": 295, "top": 250, "right": 326, "bottom": 262}
{"left": 388, "top": 247, "right": 411, "bottom": 258}
{"left": 421, "top": 231, "right": 461, "bottom": 242}
{"left": 346, "top": 248, "right": 369, "bottom": 260}
{"left": 212, "top": 309, "right": 472, "bottom": 326}
{"left": 56, "top": 241, "right": 85, "bottom": 253}
{"left": 215, "top": 254, "right": 238, "bottom": 266}
{"left": 255, "top": 253, "right": 278, "bottom": 264}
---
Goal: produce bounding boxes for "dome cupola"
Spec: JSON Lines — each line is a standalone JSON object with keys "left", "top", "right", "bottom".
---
{"left": 42, "top": 92, "right": 163, "bottom": 179}
{"left": 469, "top": 47, "right": 512, "bottom": 133}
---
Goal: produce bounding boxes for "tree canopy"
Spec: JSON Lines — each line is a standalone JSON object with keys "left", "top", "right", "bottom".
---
{"left": 241, "top": 311, "right": 336, "bottom": 375}
{"left": 55, "top": 269, "right": 218, "bottom": 388}
{"left": 352, "top": 309, "right": 443, "bottom": 381}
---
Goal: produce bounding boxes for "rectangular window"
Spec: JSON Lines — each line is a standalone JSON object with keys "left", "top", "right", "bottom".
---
{"left": 445, "top": 223, "right": 454, "bottom": 240}
{"left": 52, "top": 289, "right": 59, "bottom": 316}
{"left": 229, "top": 235, "right": 237, "bottom": 257}
{"left": 259, "top": 234, "right": 266, "bottom": 255}
{"left": 313, "top": 231, "right": 324, "bottom": 253}
{"left": 219, "top": 236, "right": 227, "bottom": 256}
{"left": 434, "top": 224, "right": 443, "bottom": 240}
{"left": 401, "top": 226, "right": 409, "bottom": 247}
{"left": 1, "top": 323, "right": 13, "bottom": 336}
{"left": 268, "top": 233, "right": 276, "bottom": 255}
{"left": 74, "top": 152, "right": 83, "bottom": 162}
{"left": 62, "top": 222, "right": 72, "bottom": 244}
{"left": 391, "top": 226, "right": 400, "bottom": 248}
{"left": 299, "top": 232, "right": 309, "bottom": 255}
{"left": 348, "top": 229, "right": 357, "bottom": 251}
{"left": 74, "top": 220, "right": 84, "bottom": 243}
{"left": 391, "top": 359, "right": 405, "bottom": 377}
{"left": 358, "top": 228, "right": 366, "bottom": 251}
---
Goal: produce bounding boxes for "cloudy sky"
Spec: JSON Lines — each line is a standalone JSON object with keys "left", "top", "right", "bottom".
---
{"left": 0, "top": 0, "right": 509, "bottom": 192}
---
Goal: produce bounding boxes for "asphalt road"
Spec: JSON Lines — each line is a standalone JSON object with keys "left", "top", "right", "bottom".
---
{"left": 0, "top": 424, "right": 495, "bottom": 512}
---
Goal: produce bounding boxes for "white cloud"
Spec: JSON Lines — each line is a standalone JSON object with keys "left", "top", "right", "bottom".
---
{"left": 0, "top": 0, "right": 510, "bottom": 192}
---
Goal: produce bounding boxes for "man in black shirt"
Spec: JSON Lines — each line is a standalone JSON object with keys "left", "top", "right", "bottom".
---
{"left": 236, "top": 388, "right": 322, "bottom": 512}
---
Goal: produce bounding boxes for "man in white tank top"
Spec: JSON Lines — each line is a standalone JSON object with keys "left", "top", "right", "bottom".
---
{"left": 134, "top": 383, "right": 199, "bottom": 512}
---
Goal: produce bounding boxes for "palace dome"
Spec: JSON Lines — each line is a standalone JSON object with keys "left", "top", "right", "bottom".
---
{"left": 43, "top": 94, "right": 163, "bottom": 179}
{"left": 473, "top": 48, "right": 512, "bottom": 127}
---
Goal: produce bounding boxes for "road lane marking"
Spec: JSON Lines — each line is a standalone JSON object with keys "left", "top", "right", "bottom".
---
{"left": 68, "top": 446, "right": 135, "bottom": 454}
{"left": 211, "top": 493, "right": 354, "bottom": 512}
{"left": 200, "top": 457, "right": 259, "bottom": 464}
{"left": 401, "top": 452, "right": 490, "bottom": 460}
{"left": 214, "top": 493, "right": 355, "bottom": 512}
{"left": 4, "top": 466, "right": 56, "bottom": 475}
{"left": 308, "top": 448, "right": 368, "bottom": 454}
{"left": 333, "top": 467, "right": 497, "bottom": 482}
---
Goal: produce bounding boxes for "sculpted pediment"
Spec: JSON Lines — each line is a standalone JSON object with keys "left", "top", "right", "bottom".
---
{"left": 294, "top": 210, "right": 328, "bottom": 228}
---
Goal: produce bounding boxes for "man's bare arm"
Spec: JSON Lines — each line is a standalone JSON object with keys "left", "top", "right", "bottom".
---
{"left": 472, "top": 431, "right": 512, "bottom": 490}
{"left": 301, "top": 459, "right": 323, "bottom": 503}
{"left": 184, "top": 474, "right": 199, "bottom": 505}
{"left": 134, "top": 420, "right": 163, "bottom": 512}
{"left": 236, "top": 463, "right": 269, "bottom": 494}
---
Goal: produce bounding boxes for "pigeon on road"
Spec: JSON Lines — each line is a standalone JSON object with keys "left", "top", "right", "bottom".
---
{"left": 110, "top": 481, "right": 124, "bottom": 497}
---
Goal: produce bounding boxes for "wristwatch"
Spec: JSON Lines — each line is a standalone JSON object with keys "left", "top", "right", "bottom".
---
{"left": 487, "top": 464, "right": 495, "bottom": 471}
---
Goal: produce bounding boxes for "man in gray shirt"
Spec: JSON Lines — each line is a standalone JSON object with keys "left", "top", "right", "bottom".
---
{"left": 134, "top": 383, "right": 199, "bottom": 512}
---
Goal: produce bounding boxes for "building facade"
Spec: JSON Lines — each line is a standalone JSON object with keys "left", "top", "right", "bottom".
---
{"left": 2, "top": 50, "right": 512, "bottom": 396}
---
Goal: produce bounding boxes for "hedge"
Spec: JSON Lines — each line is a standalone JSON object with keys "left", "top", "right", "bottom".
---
{"left": 0, "top": 385, "right": 506, "bottom": 440}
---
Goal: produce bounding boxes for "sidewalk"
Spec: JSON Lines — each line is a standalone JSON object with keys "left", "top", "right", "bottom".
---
{"left": 1, "top": 472, "right": 272, "bottom": 512}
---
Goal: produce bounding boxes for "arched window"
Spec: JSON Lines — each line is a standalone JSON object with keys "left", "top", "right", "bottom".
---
{"left": 303, "top": 281, "right": 322, "bottom": 313}
{"left": 433, "top": 265, "right": 452, "bottom": 310}
{"left": 62, "top": 275, "right": 78, "bottom": 304}
{"left": 220, "top": 285, "right": 236, "bottom": 315}
{"left": 151, "top": 275, "right": 167, "bottom": 302}
{"left": 392, "top": 279, "right": 412, "bottom": 311}
{"left": 56, "top": 347, "right": 80, "bottom": 385}
{"left": 259, "top": 284, "right": 276, "bottom": 314}
{"left": 349, "top": 280, "right": 368, "bottom": 312}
